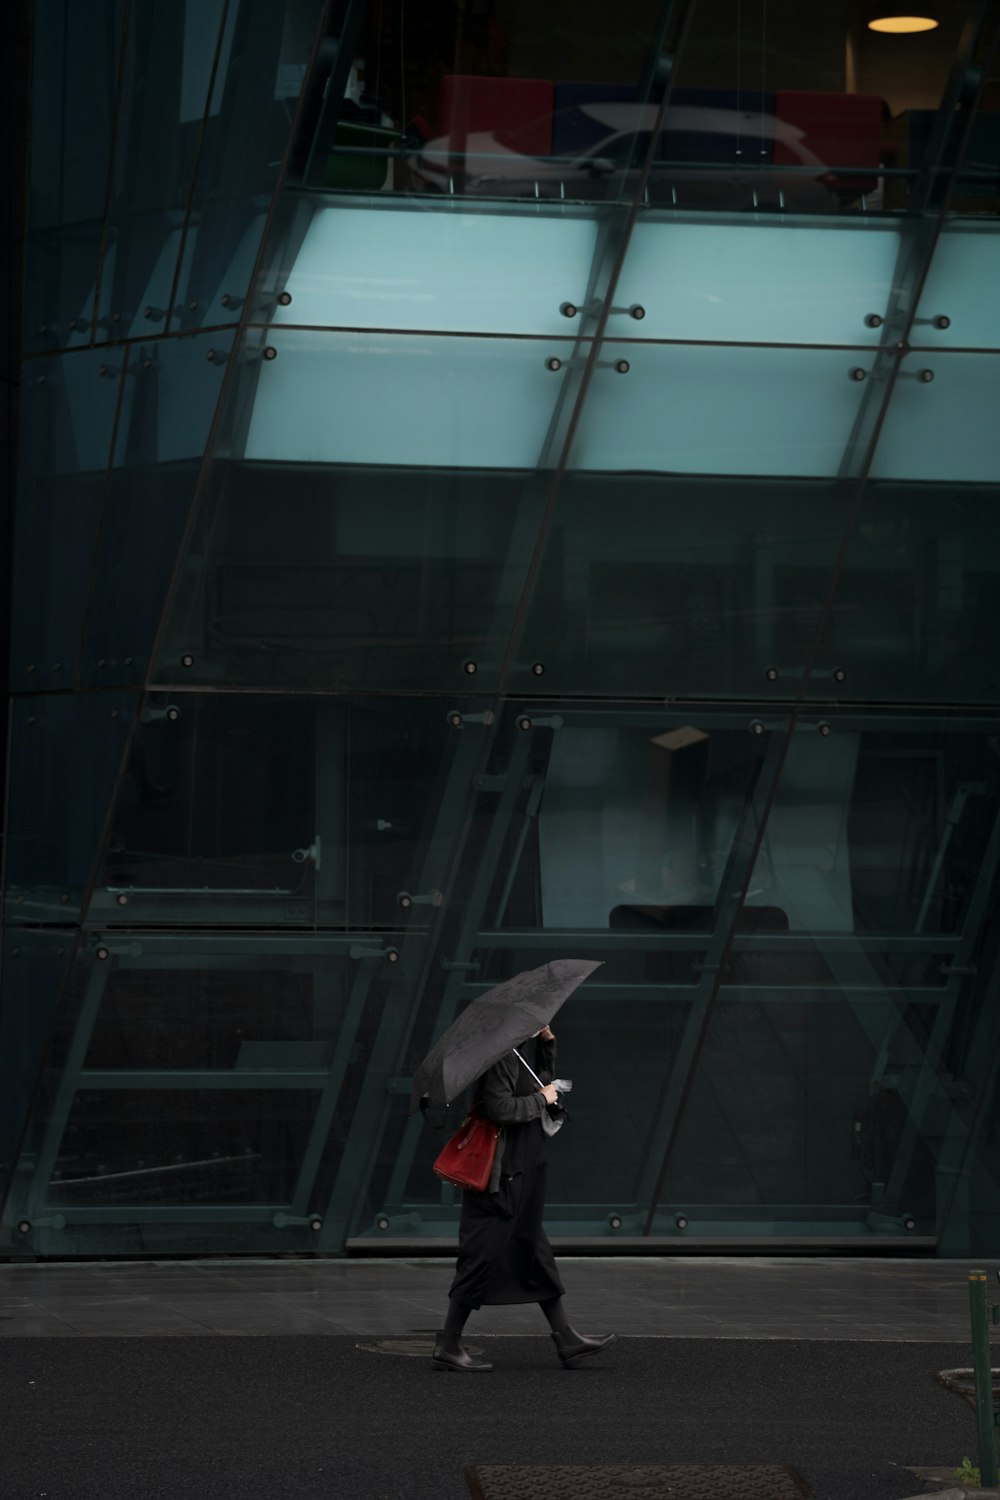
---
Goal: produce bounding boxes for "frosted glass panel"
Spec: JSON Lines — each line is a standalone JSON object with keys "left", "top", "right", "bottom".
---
{"left": 872, "top": 354, "right": 1000, "bottom": 482}
{"left": 244, "top": 330, "right": 568, "bottom": 468}
{"left": 271, "top": 205, "right": 600, "bottom": 335}
{"left": 914, "top": 227, "right": 1000, "bottom": 350}
{"left": 571, "top": 344, "right": 867, "bottom": 476}
{"left": 617, "top": 220, "right": 902, "bottom": 346}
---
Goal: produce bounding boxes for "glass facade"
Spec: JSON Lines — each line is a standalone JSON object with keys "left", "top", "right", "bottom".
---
{"left": 3, "top": 0, "right": 1000, "bottom": 1258}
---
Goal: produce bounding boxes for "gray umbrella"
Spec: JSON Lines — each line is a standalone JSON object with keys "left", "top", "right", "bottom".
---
{"left": 409, "top": 958, "right": 602, "bottom": 1112}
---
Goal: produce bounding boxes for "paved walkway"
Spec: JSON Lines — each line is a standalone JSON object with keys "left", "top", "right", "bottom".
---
{"left": 0, "top": 1255, "right": 992, "bottom": 1339}
{"left": 1, "top": 1258, "right": 996, "bottom": 1500}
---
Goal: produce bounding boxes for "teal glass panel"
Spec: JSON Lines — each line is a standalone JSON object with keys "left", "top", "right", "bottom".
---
{"left": 24, "top": 0, "right": 120, "bottom": 354}
{"left": 14, "top": 333, "right": 233, "bottom": 694}
{"left": 169, "top": 0, "right": 329, "bottom": 334}
{"left": 645, "top": 718, "right": 1000, "bottom": 1241}
{"left": 150, "top": 461, "right": 543, "bottom": 691}
{"left": 5, "top": 692, "right": 137, "bottom": 922}
{"left": 12, "top": 348, "right": 124, "bottom": 693}
{"left": 77, "top": 330, "right": 234, "bottom": 687}
{"left": 271, "top": 202, "right": 600, "bottom": 335}
{"left": 0, "top": 930, "right": 74, "bottom": 1199}
{"left": 913, "top": 224, "right": 1000, "bottom": 349}
{"left": 94, "top": 0, "right": 231, "bottom": 343}
{"left": 871, "top": 353, "right": 1000, "bottom": 483}
{"left": 1, "top": 935, "right": 403, "bottom": 1256}
{"left": 242, "top": 328, "right": 569, "bottom": 467}
{"left": 512, "top": 474, "right": 849, "bottom": 699}
{"left": 803, "top": 481, "right": 1000, "bottom": 706}
{"left": 91, "top": 694, "right": 458, "bottom": 930}
{"left": 570, "top": 343, "right": 869, "bottom": 476}
{"left": 616, "top": 219, "right": 901, "bottom": 346}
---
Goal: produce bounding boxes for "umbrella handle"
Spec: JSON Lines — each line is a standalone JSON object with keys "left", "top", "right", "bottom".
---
{"left": 512, "top": 1048, "right": 545, "bottom": 1090}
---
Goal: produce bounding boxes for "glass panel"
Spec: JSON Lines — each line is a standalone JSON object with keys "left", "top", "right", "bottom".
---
{"left": 13, "top": 347, "right": 124, "bottom": 693}
{"left": 313, "top": 0, "right": 662, "bottom": 204}
{"left": 669, "top": 0, "right": 974, "bottom": 216}
{"left": 94, "top": 0, "right": 231, "bottom": 342}
{"left": 25, "top": 0, "right": 121, "bottom": 353}
{"left": 91, "top": 695, "right": 458, "bottom": 929}
{"left": 151, "top": 460, "right": 544, "bottom": 692}
{"left": 1, "top": 938, "right": 401, "bottom": 1255}
{"left": 272, "top": 201, "right": 601, "bottom": 335}
{"left": 914, "top": 224, "right": 1000, "bottom": 348}
{"left": 644, "top": 717, "right": 1000, "bottom": 1240}
{"left": 241, "top": 327, "right": 571, "bottom": 467}
{"left": 0, "top": 930, "right": 74, "bottom": 1197}
{"left": 617, "top": 217, "right": 900, "bottom": 344}
{"left": 79, "top": 329, "right": 236, "bottom": 688}
{"left": 871, "top": 352, "right": 1000, "bottom": 483}
{"left": 809, "top": 480, "right": 1000, "bottom": 706}
{"left": 169, "top": 0, "right": 330, "bottom": 332}
{"left": 513, "top": 474, "right": 851, "bottom": 699}
{"left": 5, "top": 692, "right": 137, "bottom": 921}
{"left": 570, "top": 342, "right": 869, "bottom": 475}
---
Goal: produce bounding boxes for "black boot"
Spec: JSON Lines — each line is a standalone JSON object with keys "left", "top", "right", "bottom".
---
{"left": 550, "top": 1327, "right": 617, "bottom": 1368}
{"left": 431, "top": 1333, "right": 493, "bottom": 1372}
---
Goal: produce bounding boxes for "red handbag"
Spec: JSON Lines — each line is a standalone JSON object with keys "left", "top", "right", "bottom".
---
{"left": 433, "top": 1107, "right": 500, "bottom": 1192}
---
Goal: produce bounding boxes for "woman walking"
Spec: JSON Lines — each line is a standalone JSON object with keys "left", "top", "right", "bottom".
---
{"left": 433, "top": 1025, "right": 616, "bottom": 1372}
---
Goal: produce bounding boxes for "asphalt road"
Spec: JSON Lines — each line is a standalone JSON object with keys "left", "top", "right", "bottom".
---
{"left": 0, "top": 1335, "right": 980, "bottom": 1499}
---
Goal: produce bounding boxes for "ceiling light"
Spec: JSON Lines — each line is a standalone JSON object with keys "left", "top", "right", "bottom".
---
{"left": 867, "top": 15, "right": 939, "bottom": 32}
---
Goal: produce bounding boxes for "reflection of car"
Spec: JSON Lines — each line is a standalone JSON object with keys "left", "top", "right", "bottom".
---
{"left": 409, "top": 101, "right": 853, "bottom": 211}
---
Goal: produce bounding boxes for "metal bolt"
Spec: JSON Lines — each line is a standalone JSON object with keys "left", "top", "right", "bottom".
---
{"left": 96, "top": 947, "right": 110, "bottom": 961}
{"left": 818, "top": 722, "right": 832, "bottom": 736}
{"left": 608, "top": 1213, "right": 623, "bottom": 1229}
{"left": 309, "top": 1216, "right": 322, "bottom": 1231}
{"left": 833, "top": 667, "right": 846, "bottom": 683}
{"left": 180, "top": 654, "right": 194, "bottom": 668}
{"left": 629, "top": 305, "right": 645, "bottom": 320}
{"left": 933, "top": 315, "right": 950, "bottom": 329}
{"left": 398, "top": 893, "right": 413, "bottom": 909}
{"left": 765, "top": 667, "right": 778, "bottom": 681}
{"left": 263, "top": 346, "right": 278, "bottom": 361}
{"left": 918, "top": 369, "right": 934, "bottom": 383}
{"left": 278, "top": 292, "right": 293, "bottom": 306}
{"left": 750, "top": 720, "right": 765, "bottom": 736}
{"left": 531, "top": 662, "right": 545, "bottom": 676}
{"left": 560, "top": 302, "right": 578, "bottom": 318}
{"left": 546, "top": 356, "right": 562, "bottom": 372}
{"left": 463, "top": 660, "right": 478, "bottom": 675}
{"left": 865, "top": 313, "right": 883, "bottom": 328}
{"left": 166, "top": 706, "right": 180, "bottom": 722}
{"left": 904, "top": 1216, "right": 916, "bottom": 1231}
{"left": 615, "top": 359, "right": 630, "bottom": 374}
{"left": 449, "top": 712, "right": 463, "bottom": 728}
{"left": 116, "top": 894, "right": 129, "bottom": 906}
{"left": 17, "top": 1221, "right": 30, "bottom": 1235}
{"left": 675, "top": 1214, "right": 688, "bottom": 1230}
{"left": 376, "top": 1215, "right": 390, "bottom": 1230}
{"left": 517, "top": 715, "right": 532, "bottom": 731}
{"left": 849, "top": 367, "right": 866, "bottom": 382}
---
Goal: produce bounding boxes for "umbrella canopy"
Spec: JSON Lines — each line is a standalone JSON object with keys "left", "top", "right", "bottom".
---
{"left": 409, "top": 958, "right": 602, "bottom": 1113}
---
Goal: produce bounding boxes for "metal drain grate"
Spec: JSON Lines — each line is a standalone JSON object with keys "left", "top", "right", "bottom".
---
{"left": 465, "top": 1464, "right": 813, "bottom": 1499}
{"left": 356, "top": 1337, "right": 486, "bottom": 1358}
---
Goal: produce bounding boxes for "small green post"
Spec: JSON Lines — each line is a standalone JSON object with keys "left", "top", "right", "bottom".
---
{"left": 968, "top": 1271, "right": 998, "bottom": 1488}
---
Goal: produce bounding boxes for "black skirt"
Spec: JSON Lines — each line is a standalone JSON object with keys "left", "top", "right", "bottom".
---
{"left": 448, "top": 1056, "right": 565, "bottom": 1309}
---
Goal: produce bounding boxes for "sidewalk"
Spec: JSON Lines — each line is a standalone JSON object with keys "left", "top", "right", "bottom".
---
{"left": 0, "top": 1257, "right": 995, "bottom": 1500}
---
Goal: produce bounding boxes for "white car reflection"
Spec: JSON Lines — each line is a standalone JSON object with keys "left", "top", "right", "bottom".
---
{"left": 409, "top": 101, "right": 859, "bottom": 211}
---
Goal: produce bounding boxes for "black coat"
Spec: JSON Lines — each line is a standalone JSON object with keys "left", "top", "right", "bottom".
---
{"left": 448, "top": 1036, "right": 565, "bottom": 1309}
